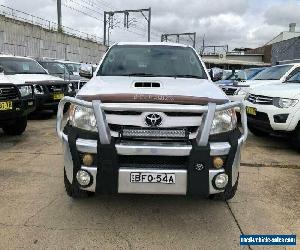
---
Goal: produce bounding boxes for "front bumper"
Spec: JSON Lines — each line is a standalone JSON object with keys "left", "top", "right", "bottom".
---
{"left": 57, "top": 97, "right": 247, "bottom": 196}
{"left": 0, "top": 98, "right": 35, "bottom": 126}
{"left": 244, "top": 100, "right": 299, "bottom": 132}
{"left": 36, "top": 91, "right": 76, "bottom": 110}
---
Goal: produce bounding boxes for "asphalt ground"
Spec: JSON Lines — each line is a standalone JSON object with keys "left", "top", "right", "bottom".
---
{"left": 0, "top": 111, "right": 299, "bottom": 249}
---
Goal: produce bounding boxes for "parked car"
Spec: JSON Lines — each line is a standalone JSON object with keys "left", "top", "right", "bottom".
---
{"left": 218, "top": 68, "right": 265, "bottom": 87}
{"left": 0, "top": 55, "right": 75, "bottom": 112}
{"left": 60, "top": 60, "right": 90, "bottom": 89}
{"left": 221, "top": 64, "right": 300, "bottom": 102}
{"left": 37, "top": 58, "right": 88, "bottom": 92}
{"left": 0, "top": 69, "right": 35, "bottom": 135}
{"left": 56, "top": 42, "right": 247, "bottom": 200}
{"left": 245, "top": 70, "right": 300, "bottom": 151}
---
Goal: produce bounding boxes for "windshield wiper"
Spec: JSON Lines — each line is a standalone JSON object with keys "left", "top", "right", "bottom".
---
{"left": 286, "top": 80, "right": 300, "bottom": 83}
{"left": 171, "top": 74, "right": 204, "bottom": 79}
{"left": 255, "top": 78, "right": 279, "bottom": 80}
{"left": 18, "top": 72, "right": 47, "bottom": 74}
{"left": 122, "top": 73, "right": 157, "bottom": 77}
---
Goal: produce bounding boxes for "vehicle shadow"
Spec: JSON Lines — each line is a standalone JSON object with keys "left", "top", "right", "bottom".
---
{"left": 28, "top": 110, "right": 55, "bottom": 120}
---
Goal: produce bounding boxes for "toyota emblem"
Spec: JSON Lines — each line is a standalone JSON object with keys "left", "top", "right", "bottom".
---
{"left": 145, "top": 113, "right": 162, "bottom": 127}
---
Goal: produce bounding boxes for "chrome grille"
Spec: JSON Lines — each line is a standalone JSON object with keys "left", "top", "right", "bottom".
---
{"left": 247, "top": 94, "right": 273, "bottom": 105}
{"left": 222, "top": 87, "right": 237, "bottom": 96}
{"left": 105, "top": 110, "right": 202, "bottom": 140}
{"left": 0, "top": 85, "right": 19, "bottom": 100}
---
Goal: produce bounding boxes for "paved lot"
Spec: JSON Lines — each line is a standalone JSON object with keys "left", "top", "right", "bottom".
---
{"left": 0, "top": 111, "right": 299, "bottom": 249}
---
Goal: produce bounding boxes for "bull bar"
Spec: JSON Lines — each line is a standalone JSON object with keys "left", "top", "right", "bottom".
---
{"left": 56, "top": 96, "right": 248, "bottom": 144}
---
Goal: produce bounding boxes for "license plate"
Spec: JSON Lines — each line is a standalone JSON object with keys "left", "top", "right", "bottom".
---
{"left": 246, "top": 106, "right": 257, "bottom": 116}
{"left": 0, "top": 101, "right": 13, "bottom": 111}
{"left": 130, "top": 172, "right": 176, "bottom": 184}
{"left": 53, "top": 92, "right": 64, "bottom": 100}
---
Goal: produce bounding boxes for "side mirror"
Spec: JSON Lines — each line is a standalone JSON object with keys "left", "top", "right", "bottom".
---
{"left": 0, "top": 65, "right": 4, "bottom": 74}
{"left": 79, "top": 65, "right": 93, "bottom": 79}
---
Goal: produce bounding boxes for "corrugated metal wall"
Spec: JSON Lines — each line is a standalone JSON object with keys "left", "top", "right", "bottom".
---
{"left": 271, "top": 37, "right": 300, "bottom": 65}
{"left": 0, "top": 15, "right": 107, "bottom": 63}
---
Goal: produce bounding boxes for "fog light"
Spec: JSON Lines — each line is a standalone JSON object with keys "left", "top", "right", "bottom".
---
{"left": 213, "top": 157, "right": 224, "bottom": 169}
{"left": 76, "top": 170, "right": 91, "bottom": 186}
{"left": 214, "top": 173, "right": 228, "bottom": 189}
{"left": 82, "top": 153, "right": 94, "bottom": 166}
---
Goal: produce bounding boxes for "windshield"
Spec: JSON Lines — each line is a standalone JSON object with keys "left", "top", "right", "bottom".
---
{"left": 39, "top": 62, "right": 67, "bottom": 75}
{"left": 0, "top": 57, "right": 47, "bottom": 75}
{"left": 65, "top": 63, "right": 80, "bottom": 73}
{"left": 252, "top": 65, "right": 292, "bottom": 80}
{"left": 245, "top": 68, "right": 265, "bottom": 79}
{"left": 286, "top": 71, "right": 300, "bottom": 82}
{"left": 226, "top": 68, "right": 265, "bottom": 81}
{"left": 98, "top": 45, "right": 207, "bottom": 79}
{"left": 222, "top": 71, "right": 233, "bottom": 80}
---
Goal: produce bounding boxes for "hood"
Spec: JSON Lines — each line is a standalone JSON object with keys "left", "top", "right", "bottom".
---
{"left": 249, "top": 82, "right": 300, "bottom": 98}
{"left": 241, "top": 79, "right": 283, "bottom": 87}
{"left": 0, "top": 74, "right": 14, "bottom": 84}
{"left": 4, "top": 74, "right": 64, "bottom": 85}
{"left": 77, "top": 76, "right": 228, "bottom": 105}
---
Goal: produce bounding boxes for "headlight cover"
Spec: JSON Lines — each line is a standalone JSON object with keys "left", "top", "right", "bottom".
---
{"left": 273, "top": 98, "right": 298, "bottom": 108}
{"left": 210, "top": 109, "right": 237, "bottom": 135}
{"left": 18, "top": 85, "right": 33, "bottom": 97}
{"left": 69, "top": 105, "right": 97, "bottom": 131}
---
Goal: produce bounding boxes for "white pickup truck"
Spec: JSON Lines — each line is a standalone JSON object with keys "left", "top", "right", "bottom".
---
{"left": 221, "top": 63, "right": 300, "bottom": 102}
{"left": 245, "top": 69, "right": 300, "bottom": 151}
{"left": 0, "top": 55, "right": 76, "bottom": 112}
{"left": 56, "top": 42, "right": 247, "bottom": 200}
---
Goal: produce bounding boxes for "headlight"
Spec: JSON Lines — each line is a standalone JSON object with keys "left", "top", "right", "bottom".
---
{"left": 34, "top": 85, "right": 44, "bottom": 95}
{"left": 18, "top": 86, "right": 32, "bottom": 97}
{"left": 273, "top": 98, "right": 298, "bottom": 108}
{"left": 69, "top": 105, "right": 97, "bottom": 131}
{"left": 210, "top": 109, "right": 237, "bottom": 135}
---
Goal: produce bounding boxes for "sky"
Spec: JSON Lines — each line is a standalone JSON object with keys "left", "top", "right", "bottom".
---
{"left": 1, "top": 0, "right": 300, "bottom": 51}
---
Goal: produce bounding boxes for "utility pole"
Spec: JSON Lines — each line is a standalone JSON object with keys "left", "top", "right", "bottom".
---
{"left": 161, "top": 32, "right": 197, "bottom": 48}
{"left": 57, "top": 0, "right": 62, "bottom": 32}
{"left": 103, "top": 8, "right": 151, "bottom": 46}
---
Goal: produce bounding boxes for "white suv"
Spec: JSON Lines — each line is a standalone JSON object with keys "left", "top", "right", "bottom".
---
{"left": 244, "top": 69, "right": 300, "bottom": 151}
{"left": 222, "top": 63, "right": 300, "bottom": 102}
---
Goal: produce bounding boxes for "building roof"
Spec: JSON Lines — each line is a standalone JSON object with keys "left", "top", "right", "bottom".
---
{"left": 265, "top": 31, "right": 300, "bottom": 45}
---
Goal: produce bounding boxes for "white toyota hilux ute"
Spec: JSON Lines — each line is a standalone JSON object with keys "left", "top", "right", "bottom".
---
{"left": 0, "top": 55, "right": 76, "bottom": 112}
{"left": 222, "top": 63, "right": 300, "bottom": 103}
{"left": 0, "top": 73, "right": 35, "bottom": 135}
{"left": 245, "top": 69, "right": 300, "bottom": 151}
{"left": 56, "top": 42, "right": 247, "bottom": 200}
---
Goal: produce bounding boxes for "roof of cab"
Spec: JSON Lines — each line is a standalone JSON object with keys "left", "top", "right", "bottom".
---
{"left": 115, "top": 42, "right": 190, "bottom": 47}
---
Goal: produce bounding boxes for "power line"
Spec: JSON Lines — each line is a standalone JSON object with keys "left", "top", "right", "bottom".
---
{"left": 62, "top": 3, "right": 102, "bottom": 21}
{"left": 65, "top": 0, "right": 104, "bottom": 17}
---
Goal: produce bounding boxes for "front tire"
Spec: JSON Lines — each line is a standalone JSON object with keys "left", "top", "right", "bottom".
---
{"left": 2, "top": 116, "right": 27, "bottom": 135}
{"left": 248, "top": 125, "right": 269, "bottom": 137}
{"left": 64, "top": 169, "right": 94, "bottom": 199}
{"left": 292, "top": 128, "right": 300, "bottom": 153}
{"left": 209, "top": 175, "right": 239, "bottom": 201}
